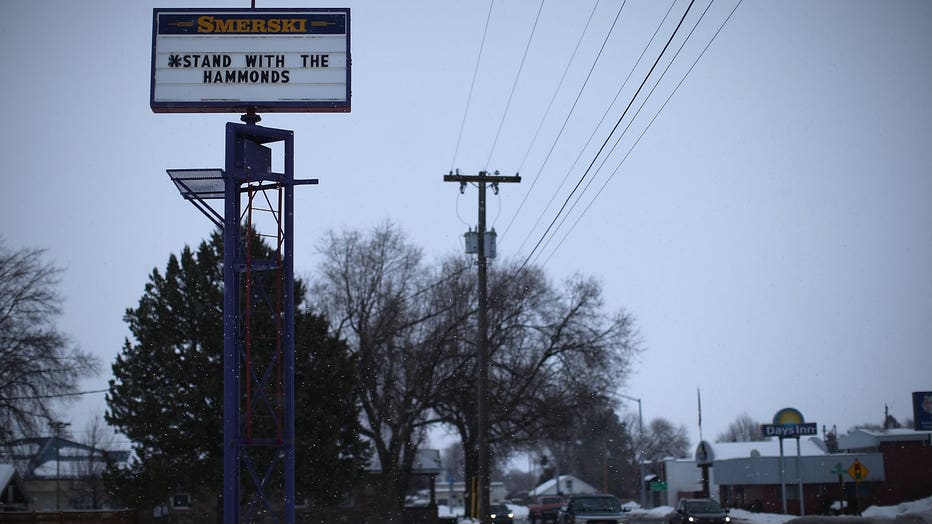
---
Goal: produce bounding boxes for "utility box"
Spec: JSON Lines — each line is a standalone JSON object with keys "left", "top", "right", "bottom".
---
{"left": 464, "top": 229, "right": 497, "bottom": 258}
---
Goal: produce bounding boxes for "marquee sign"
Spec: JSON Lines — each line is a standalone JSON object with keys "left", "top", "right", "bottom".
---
{"left": 150, "top": 8, "right": 351, "bottom": 113}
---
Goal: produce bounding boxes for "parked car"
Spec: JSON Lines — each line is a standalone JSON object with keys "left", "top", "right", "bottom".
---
{"left": 528, "top": 495, "right": 566, "bottom": 523}
{"left": 669, "top": 498, "right": 731, "bottom": 524}
{"left": 489, "top": 503, "right": 515, "bottom": 524}
{"left": 557, "top": 494, "right": 627, "bottom": 524}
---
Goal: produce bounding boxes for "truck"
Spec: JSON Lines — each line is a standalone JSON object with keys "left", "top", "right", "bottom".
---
{"left": 527, "top": 495, "right": 565, "bottom": 524}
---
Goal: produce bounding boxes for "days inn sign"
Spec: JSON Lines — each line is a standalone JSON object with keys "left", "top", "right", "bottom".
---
{"left": 150, "top": 8, "right": 351, "bottom": 113}
{"left": 760, "top": 407, "right": 818, "bottom": 438}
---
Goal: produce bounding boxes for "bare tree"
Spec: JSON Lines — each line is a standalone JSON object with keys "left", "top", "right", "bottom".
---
{"left": 0, "top": 239, "right": 100, "bottom": 441}
{"left": 441, "top": 442, "right": 466, "bottom": 483}
{"left": 640, "top": 417, "right": 690, "bottom": 460}
{"left": 71, "top": 413, "right": 116, "bottom": 509}
{"left": 716, "top": 412, "right": 765, "bottom": 443}
{"left": 433, "top": 262, "right": 642, "bottom": 487}
{"left": 311, "top": 223, "right": 642, "bottom": 511}
{"left": 311, "top": 223, "right": 467, "bottom": 514}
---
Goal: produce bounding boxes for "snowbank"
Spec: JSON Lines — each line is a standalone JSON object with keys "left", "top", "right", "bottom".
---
{"left": 863, "top": 496, "right": 932, "bottom": 522}
{"left": 444, "top": 496, "right": 932, "bottom": 524}
{"left": 625, "top": 498, "right": 932, "bottom": 524}
{"left": 729, "top": 508, "right": 796, "bottom": 524}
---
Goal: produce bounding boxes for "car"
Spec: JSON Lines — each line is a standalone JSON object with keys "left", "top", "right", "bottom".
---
{"left": 489, "top": 503, "right": 515, "bottom": 524}
{"left": 528, "top": 495, "right": 566, "bottom": 523}
{"left": 557, "top": 494, "right": 627, "bottom": 524}
{"left": 669, "top": 498, "right": 731, "bottom": 524}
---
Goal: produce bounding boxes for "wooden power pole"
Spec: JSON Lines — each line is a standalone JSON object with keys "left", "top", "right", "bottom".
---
{"left": 443, "top": 169, "right": 519, "bottom": 524}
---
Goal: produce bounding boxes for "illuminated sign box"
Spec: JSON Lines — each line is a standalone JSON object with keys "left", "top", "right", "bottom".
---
{"left": 151, "top": 8, "right": 351, "bottom": 113}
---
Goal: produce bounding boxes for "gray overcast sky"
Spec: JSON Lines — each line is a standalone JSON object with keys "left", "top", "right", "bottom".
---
{"left": 1, "top": 0, "right": 930, "bottom": 449}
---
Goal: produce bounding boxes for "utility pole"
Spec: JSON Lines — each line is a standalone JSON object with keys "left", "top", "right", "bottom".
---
{"left": 50, "top": 421, "right": 70, "bottom": 512}
{"left": 444, "top": 169, "right": 519, "bottom": 524}
{"left": 619, "top": 394, "right": 644, "bottom": 507}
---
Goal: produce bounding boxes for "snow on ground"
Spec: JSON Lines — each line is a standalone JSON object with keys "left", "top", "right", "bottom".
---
{"left": 444, "top": 496, "right": 932, "bottom": 524}
{"left": 728, "top": 508, "right": 796, "bottom": 524}
{"left": 444, "top": 502, "right": 528, "bottom": 523}
{"left": 863, "top": 496, "right": 932, "bottom": 522}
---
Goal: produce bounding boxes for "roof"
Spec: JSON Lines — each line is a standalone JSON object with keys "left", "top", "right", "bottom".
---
{"left": 695, "top": 437, "right": 827, "bottom": 461}
{"left": 366, "top": 448, "right": 441, "bottom": 475}
{"left": 838, "top": 428, "right": 932, "bottom": 450}
{"left": 2, "top": 437, "right": 130, "bottom": 479}
{"left": 528, "top": 474, "right": 597, "bottom": 496}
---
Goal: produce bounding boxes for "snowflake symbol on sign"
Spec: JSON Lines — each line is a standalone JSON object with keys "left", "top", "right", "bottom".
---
{"left": 168, "top": 55, "right": 182, "bottom": 68}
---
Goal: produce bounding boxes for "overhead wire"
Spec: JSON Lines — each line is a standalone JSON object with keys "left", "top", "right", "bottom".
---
{"left": 5, "top": 388, "right": 109, "bottom": 401}
{"left": 484, "top": 0, "right": 547, "bottom": 171}
{"left": 519, "top": 0, "right": 698, "bottom": 271}
{"left": 502, "top": 0, "right": 602, "bottom": 239}
{"left": 512, "top": 0, "right": 678, "bottom": 253}
{"left": 535, "top": 0, "right": 716, "bottom": 264}
{"left": 450, "top": 0, "right": 496, "bottom": 172}
{"left": 541, "top": 0, "right": 744, "bottom": 266}
{"left": 504, "top": 0, "right": 631, "bottom": 247}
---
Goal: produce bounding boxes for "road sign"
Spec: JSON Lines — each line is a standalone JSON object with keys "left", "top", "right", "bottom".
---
{"left": 830, "top": 463, "right": 843, "bottom": 476}
{"left": 649, "top": 481, "right": 668, "bottom": 492}
{"left": 848, "top": 459, "right": 869, "bottom": 482}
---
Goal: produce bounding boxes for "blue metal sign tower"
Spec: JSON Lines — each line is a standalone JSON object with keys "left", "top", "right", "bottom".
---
{"left": 168, "top": 120, "right": 317, "bottom": 523}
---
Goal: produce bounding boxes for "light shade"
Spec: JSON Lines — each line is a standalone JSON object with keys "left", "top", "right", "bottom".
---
{"left": 167, "top": 169, "right": 225, "bottom": 200}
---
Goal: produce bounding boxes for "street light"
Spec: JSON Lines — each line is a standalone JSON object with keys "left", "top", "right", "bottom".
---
{"left": 49, "top": 421, "right": 70, "bottom": 512}
{"left": 167, "top": 168, "right": 225, "bottom": 228}
{"left": 619, "top": 394, "right": 645, "bottom": 508}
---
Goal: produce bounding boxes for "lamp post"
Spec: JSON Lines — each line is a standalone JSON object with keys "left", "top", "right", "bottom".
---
{"left": 619, "top": 395, "right": 644, "bottom": 508}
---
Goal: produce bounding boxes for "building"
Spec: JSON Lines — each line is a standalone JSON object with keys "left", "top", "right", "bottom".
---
{"left": 428, "top": 480, "right": 507, "bottom": 509}
{"left": 1, "top": 436, "right": 130, "bottom": 512}
{"left": 657, "top": 429, "right": 932, "bottom": 516}
{"left": 837, "top": 428, "right": 932, "bottom": 506}
{"left": 0, "top": 465, "right": 28, "bottom": 511}
{"left": 528, "top": 474, "right": 599, "bottom": 497}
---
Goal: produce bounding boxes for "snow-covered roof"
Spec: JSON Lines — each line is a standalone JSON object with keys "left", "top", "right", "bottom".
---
{"left": 852, "top": 428, "right": 932, "bottom": 440}
{"left": 698, "top": 437, "right": 827, "bottom": 461}
{"left": 528, "top": 474, "right": 597, "bottom": 496}
{"left": 2, "top": 437, "right": 130, "bottom": 479}
{"left": 838, "top": 428, "right": 932, "bottom": 451}
{"left": 366, "top": 448, "right": 441, "bottom": 475}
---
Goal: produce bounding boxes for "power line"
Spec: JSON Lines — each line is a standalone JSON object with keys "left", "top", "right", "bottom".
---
{"left": 502, "top": 0, "right": 602, "bottom": 239}
{"left": 521, "top": 0, "right": 699, "bottom": 271}
{"left": 506, "top": 0, "right": 631, "bottom": 250}
{"left": 484, "top": 0, "right": 547, "bottom": 170}
{"left": 512, "top": 0, "right": 678, "bottom": 253}
{"left": 6, "top": 388, "right": 109, "bottom": 401}
{"left": 536, "top": 0, "right": 717, "bottom": 263}
{"left": 451, "top": 0, "right": 497, "bottom": 171}
{"left": 542, "top": 0, "right": 745, "bottom": 266}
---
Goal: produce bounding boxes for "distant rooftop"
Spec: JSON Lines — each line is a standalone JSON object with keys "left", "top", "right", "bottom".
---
{"left": 696, "top": 437, "right": 828, "bottom": 461}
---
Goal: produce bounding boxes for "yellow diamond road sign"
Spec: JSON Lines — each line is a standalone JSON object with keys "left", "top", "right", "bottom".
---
{"left": 848, "top": 459, "right": 869, "bottom": 481}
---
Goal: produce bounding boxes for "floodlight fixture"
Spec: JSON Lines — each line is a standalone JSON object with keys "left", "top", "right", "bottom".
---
{"left": 167, "top": 168, "right": 225, "bottom": 228}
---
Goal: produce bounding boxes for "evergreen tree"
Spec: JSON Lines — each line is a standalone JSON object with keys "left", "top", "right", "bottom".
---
{"left": 105, "top": 231, "right": 368, "bottom": 508}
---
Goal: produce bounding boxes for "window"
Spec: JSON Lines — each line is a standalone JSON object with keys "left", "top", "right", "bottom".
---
{"left": 171, "top": 493, "right": 191, "bottom": 509}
